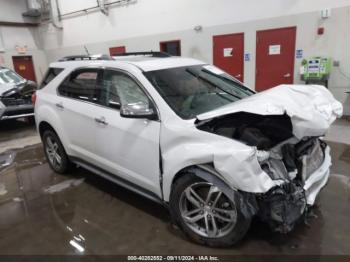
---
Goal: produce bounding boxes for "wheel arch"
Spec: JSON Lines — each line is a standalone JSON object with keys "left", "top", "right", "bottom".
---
{"left": 36, "top": 101, "right": 71, "bottom": 156}
{"left": 38, "top": 120, "right": 71, "bottom": 156}
{"left": 38, "top": 121, "right": 57, "bottom": 138}
{"left": 169, "top": 164, "right": 233, "bottom": 199}
{"left": 168, "top": 164, "right": 258, "bottom": 219}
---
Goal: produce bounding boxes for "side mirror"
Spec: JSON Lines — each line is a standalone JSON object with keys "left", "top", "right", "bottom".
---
{"left": 120, "top": 101, "right": 158, "bottom": 120}
{"left": 108, "top": 100, "right": 121, "bottom": 110}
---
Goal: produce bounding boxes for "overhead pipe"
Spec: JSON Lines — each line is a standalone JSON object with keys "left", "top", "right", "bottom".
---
{"left": 22, "top": 0, "right": 42, "bottom": 18}
{"left": 59, "top": 0, "right": 133, "bottom": 18}
{"left": 99, "top": 0, "right": 109, "bottom": 16}
{"left": 49, "top": 0, "right": 63, "bottom": 29}
{"left": 45, "top": 0, "right": 135, "bottom": 29}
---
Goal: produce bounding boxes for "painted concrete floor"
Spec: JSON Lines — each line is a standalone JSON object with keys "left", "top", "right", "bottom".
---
{"left": 0, "top": 119, "right": 349, "bottom": 255}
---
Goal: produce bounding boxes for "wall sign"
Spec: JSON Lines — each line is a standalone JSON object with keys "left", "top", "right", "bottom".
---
{"left": 269, "top": 45, "right": 281, "bottom": 55}
{"left": 223, "top": 48, "right": 233, "bottom": 57}
{"left": 15, "top": 45, "right": 28, "bottom": 54}
{"left": 244, "top": 53, "right": 251, "bottom": 61}
{"left": 296, "top": 49, "right": 303, "bottom": 59}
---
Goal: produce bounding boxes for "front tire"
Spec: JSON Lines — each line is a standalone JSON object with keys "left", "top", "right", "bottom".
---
{"left": 42, "top": 130, "right": 71, "bottom": 174}
{"left": 170, "top": 172, "right": 251, "bottom": 247}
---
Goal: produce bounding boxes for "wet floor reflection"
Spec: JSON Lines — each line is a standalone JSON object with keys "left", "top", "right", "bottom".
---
{"left": 0, "top": 119, "right": 36, "bottom": 143}
{"left": 0, "top": 141, "right": 349, "bottom": 255}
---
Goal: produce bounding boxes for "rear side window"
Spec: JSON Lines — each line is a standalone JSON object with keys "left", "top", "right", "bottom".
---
{"left": 40, "top": 67, "right": 64, "bottom": 89}
{"left": 58, "top": 69, "right": 100, "bottom": 102}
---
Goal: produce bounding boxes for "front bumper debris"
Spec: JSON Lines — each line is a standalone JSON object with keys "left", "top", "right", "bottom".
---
{"left": 256, "top": 140, "right": 331, "bottom": 233}
{"left": 257, "top": 182, "right": 306, "bottom": 233}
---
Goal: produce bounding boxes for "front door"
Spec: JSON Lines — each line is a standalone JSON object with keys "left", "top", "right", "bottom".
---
{"left": 256, "top": 27, "right": 296, "bottom": 91}
{"left": 94, "top": 69, "right": 161, "bottom": 196}
{"left": 12, "top": 56, "right": 36, "bottom": 82}
{"left": 213, "top": 33, "right": 244, "bottom": 82}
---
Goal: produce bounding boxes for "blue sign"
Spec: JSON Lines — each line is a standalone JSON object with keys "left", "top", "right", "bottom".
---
{"left": 296, "top": 49, "right": 303, "bottom": 59}
{"left": 244, "top": 53, "right": 251, "bottom": 61}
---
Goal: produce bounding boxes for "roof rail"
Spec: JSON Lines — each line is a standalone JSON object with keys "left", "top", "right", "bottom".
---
{"left": 113, "top": 51, "right": 172, "bottom": 58}
{"left": 58, "top": 54, "right": 114, "bottom": 62}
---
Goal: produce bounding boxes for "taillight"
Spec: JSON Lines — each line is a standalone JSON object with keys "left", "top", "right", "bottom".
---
{"left": 31, "top": 92, "right": 37, "bottom": 105}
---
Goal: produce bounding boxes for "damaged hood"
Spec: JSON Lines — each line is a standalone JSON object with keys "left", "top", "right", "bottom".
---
{"left": 197, "top": 85, "right": 343, "bottom": 139}
{"left": 0, "top": 81, "right": 36, "bottom": 98}
{"left": 0, "top": 83, "right": 18, "bottom": 96}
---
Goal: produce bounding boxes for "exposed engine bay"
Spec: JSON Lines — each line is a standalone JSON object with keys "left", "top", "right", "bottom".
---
{"left": 0, "top": 81, "right": 36, "bottom": 120}
{"left": 196, "top": 112, "right": 327, "bottom": 233}
{"left": 0, "top": 81, "right": 36, "bottom": 100}
{"left": 196, "top": 112, "right": 293, "bottom": 150}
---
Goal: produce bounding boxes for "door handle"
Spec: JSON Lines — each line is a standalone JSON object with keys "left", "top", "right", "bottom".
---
{"left": 55, "top": 102, "right": 64, "bottom": 109}
{"left": 94, "top": 117, "right": 108, "bottom": 126}
{"left": 284, "top": 73, "right": 291, "bottom": 78}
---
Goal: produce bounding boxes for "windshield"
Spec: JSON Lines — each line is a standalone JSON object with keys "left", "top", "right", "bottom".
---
{"left": 0, "top": 69, "right": 24, "bottom": 85}
{"left": 144, "top": 65, "right": 254, "bottom": 119}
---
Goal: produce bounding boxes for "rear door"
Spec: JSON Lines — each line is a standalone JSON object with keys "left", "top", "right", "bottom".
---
{"left": 256, "top": 27, "right": 296, "bottom": 91}
{"left": 56, "top": 68, "right": 102, "bottom": 164}
{"left": 213, "top": 33, "right": 244, "bottom": 82}
{"left": 94, "top": 69, "right": 162, "bottom": 196}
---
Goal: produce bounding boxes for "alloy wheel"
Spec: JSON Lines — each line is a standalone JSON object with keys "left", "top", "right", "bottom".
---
{"left": 45, "top": 136, "right": 62, "bottom": 170}
{"left": 179, "top": 182, "right": 237, "bottom": 238}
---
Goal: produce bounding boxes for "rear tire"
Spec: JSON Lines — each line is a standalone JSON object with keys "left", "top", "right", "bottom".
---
{"left": 42, "top": 130, "right": 71, "bottom": 174}
{"left": 169, "top": 172, "right": 251, "bottom": 247}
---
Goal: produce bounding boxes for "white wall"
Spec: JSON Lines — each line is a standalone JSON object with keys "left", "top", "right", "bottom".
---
{"left": 0, "top": 26, "right": 47, "bottom": 81}
{"left": 39, "top": 0, "right": 350, "bottom": 115}
{"left": 0, "top": 0, "right": 28, "bottom": 23}
{"left": 2, "top": 0, "right": 350, "bottom": 112}
{"left": 0, "top": 0, "right": 47, "bottom": 82}
{"left": 42, "top": 2, "right": 350, "bottom": 85}
{"left": 43, "top": 0, "right": 350, "bottom": 48}
{"left": 0, "top": 25, "right": 47, "bottom": 82}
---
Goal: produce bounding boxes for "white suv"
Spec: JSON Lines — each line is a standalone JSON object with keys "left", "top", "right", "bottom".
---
{"left": 34, "top": 52, "right": 342, "bottom": 247}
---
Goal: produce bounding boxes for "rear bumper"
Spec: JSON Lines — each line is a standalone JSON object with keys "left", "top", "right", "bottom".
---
{"left": 304, "top": 145, "right": 331, "bottom": 205}
{"left": 0, "top": 104, "right": 34, "bottom": 121}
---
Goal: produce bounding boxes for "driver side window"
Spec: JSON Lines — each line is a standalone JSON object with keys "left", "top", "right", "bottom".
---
{"left": 100, "top": 70, "right": 150, "bottom": 109}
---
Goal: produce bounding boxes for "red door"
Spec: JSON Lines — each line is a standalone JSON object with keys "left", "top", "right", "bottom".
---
{"left": 160, "top": 40, "right": 181, "bottom": 56}
{"left": 109, "top": 46, "right": 126, "bottom": 56}
{"left": 213, "top": 33, "right": 244, "bottom": 82}
{"left": 256, "top": 27, "right": 296, "bottom": 91}
{"left": 12, "top": 56, "right": 36, "bottom": 82}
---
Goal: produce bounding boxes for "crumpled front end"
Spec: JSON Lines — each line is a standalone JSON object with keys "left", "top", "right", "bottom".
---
{"left": 255, "top": 138, "right": 330, "bottom": 233}
{"left": 194, "top": 85, "right": 342, "bottom": 233}
{"left": 0, "top": 82, "right": 35, "bottom": 121}
{"left": 209, "top": 135, "right": 331, "bottom": 233}
{"left": 258, "top": 138, "right": 330, "bottom": 205}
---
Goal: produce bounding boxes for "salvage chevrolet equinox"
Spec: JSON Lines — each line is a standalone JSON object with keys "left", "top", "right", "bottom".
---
{"left": 34, "top": 52, "right": 343, "bottom": 247}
